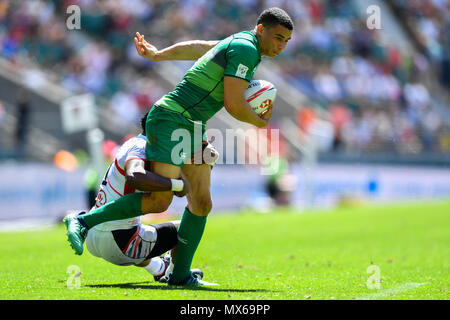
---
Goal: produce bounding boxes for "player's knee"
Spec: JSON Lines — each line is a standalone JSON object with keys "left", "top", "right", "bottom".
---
{"left": 156, "top": 195, "right": 172, "bottom": 212}
{"left": 142, "top": 192, "right": 173, "bottom": 213}
{"left": 192, "top": 195, "right": 212, "bottom": 216}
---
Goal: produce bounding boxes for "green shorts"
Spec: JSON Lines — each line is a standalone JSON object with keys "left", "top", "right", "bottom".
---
{"left": 145, "top": 106, "right": 207, "bottom": 167}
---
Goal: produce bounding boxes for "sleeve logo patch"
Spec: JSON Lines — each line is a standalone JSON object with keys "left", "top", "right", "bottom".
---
{"left": 236, "top": 63, "right": 249, "bottom": 79}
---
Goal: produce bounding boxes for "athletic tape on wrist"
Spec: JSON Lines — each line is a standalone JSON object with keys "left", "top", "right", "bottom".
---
{"left": 170, "top": 179, "right": 184, "bottom": 192}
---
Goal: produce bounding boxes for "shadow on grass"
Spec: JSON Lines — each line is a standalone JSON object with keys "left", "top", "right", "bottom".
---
{"left": 86, "top": 281, "right": 275, "bottom": 293}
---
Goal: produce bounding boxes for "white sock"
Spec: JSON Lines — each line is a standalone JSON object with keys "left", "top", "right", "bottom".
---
{"left": 165, "top": 261, "right": 174, "bottom": 278}
{"left": 144, "top": 257, "right": 165, "bottom": 276}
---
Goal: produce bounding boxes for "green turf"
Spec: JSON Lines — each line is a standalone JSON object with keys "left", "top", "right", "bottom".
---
{"left": 0, "top": 200, "right": 449, "bottom": 300}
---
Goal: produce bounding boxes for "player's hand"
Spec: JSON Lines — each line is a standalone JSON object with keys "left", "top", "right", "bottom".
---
{"left": 134, "top": 32, "right": 159, "bottom": 61}
{"left": 173, "top": 178, "right": 190, "bottom": 198}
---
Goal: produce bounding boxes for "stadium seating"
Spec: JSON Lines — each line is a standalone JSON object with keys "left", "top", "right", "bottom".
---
{"left": 1, "top": 0, "right": 449, "bottom": 160}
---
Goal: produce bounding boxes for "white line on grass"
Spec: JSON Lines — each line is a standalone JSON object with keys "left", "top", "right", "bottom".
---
{"left": 356, "top": 282, "right": 428, "bottom": 300}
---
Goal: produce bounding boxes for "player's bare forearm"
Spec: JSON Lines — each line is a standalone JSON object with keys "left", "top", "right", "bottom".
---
{"left": 125, "top": 159, "right": 172, "bottom": 192}
{"left": 135, "top": 32, "right": 219, "bottom": 62}
{"left": 154, "top": 40, "right": 219, "bottom": 61}
{"left": 126, "top": 168, "right": 172, "bottom": 192}
{"left": 224, "top": 76, "right": 268, "bottom": 128}
{"left": 125, "top": 159, "right": 189, "bottom": 197}
{"left": 225, "top": 99, "right": 268, "bottom": 128}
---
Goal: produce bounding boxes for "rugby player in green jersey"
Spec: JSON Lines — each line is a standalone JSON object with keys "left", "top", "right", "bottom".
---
{"left": 65, "top": 7, "right": 293, "bottom": 286}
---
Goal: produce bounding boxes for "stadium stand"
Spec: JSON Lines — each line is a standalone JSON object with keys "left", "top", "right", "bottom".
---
{"left": 0, "top": 0, "right": 449, "bottom": 163}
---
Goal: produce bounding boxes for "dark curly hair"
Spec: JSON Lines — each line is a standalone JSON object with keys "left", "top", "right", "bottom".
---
{"left": 257, "top": 7, "right": 294, "bottom": 31}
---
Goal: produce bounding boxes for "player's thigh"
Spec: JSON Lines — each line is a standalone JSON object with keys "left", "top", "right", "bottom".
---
{"left": 149, "top": 160, "right": 181, "bottom": 179}
{"left": 141, "top": 192, "right": 171, "bottom": 214}
{"left": 88, "top": 228, "right": 141, "bottom": 266}
{"left": 181, "top": 164, "right": 212, "bottom": 216}
{"left": 141, "top": 161, "right": 181, "bottom": 213}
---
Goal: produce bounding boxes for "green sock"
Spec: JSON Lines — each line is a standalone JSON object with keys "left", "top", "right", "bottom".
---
{"left": 171, "top": 207, "right": 207, "bottom": 283}
{"left": 79, "top": 193, "right": 143, "bottom": 229}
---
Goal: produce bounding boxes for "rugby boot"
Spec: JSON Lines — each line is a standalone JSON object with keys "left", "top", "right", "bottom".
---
{"left": 167, "top": 271, "right": 218, "bottom": 286}
{"left": 63, "top": 212, "right": 88, "bottom": 255}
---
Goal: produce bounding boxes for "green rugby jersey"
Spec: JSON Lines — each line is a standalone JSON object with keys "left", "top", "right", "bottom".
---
{"left": 154, "top": 30, "right": 262, "bottom": 123}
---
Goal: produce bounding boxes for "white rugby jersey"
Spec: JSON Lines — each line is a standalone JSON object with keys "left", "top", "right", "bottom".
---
{"left": 91, "top": 134, "right": 147, "bottom": 231}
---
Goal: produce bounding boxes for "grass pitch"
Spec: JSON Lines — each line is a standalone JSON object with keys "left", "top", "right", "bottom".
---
{"left": 0, "top": 200, "right": 449, "bottom": 300}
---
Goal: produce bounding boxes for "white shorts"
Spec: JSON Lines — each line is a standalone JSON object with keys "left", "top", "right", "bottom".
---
{"left": 85, "top": 224, "right": 158, "bottom": 266}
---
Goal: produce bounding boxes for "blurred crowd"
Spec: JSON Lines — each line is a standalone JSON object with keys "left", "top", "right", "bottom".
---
{"left": 391, "top": 0, "right": 450, "bottom": 87}
{"left": 0, "top": 0, "right": 449, "bottom": 156}
{"left": 275, "top": 0, "right": 450, "bottom": 155}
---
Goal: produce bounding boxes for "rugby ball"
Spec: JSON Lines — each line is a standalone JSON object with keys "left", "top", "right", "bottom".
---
{"left": 245, "top": 80, "right": 277, "bottom": 115}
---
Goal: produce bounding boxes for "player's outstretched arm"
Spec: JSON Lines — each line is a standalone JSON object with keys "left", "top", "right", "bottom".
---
{"left": 125, "top": 159, "right": 189, "bottom": 197}
{"left": 134, "top": 32, "right": 219, "bottom": 61}
{"left": 223, "top": 76, "right": 271, "bottom": 128}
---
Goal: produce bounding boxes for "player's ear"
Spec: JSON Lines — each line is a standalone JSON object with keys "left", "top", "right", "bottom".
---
{"left": 256, "top": 24, "right": 264, "bottom": 35}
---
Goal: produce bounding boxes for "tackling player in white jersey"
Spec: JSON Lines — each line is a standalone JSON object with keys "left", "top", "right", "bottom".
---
{"left": 72, "top": 112, "right": 204, "bottom": 282}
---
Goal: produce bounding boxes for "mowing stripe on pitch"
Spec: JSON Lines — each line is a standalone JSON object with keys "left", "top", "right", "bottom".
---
{"left": 356, "top": 282, "right": 427, "bottom": 300}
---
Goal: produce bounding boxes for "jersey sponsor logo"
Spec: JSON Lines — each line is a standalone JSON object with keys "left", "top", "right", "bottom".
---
{"left": 236, "top": 63, "right": 249, "bottom": 79}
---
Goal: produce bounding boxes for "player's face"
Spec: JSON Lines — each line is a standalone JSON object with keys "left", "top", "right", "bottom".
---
{"left": 258, "top": 24, "right": 292, "bottom": 58}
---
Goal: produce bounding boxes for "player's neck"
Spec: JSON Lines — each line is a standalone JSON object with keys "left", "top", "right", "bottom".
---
{"left": 252, "top": 28, "right": 264, "bottom": 57}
